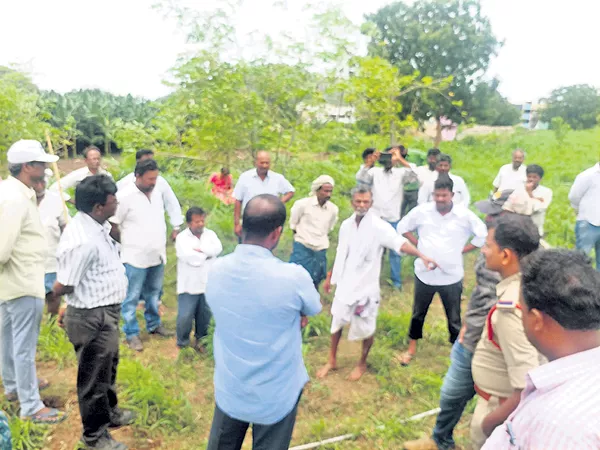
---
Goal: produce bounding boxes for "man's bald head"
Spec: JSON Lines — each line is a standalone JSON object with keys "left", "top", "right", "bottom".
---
{"left": 512, "top": 149, "right": 525, "bottom": 169}
{"left": 242, "top": 194, "right": 286, "bottom": 245}
{"left": 255, "top": 151, "right": 271, "bottom": 177}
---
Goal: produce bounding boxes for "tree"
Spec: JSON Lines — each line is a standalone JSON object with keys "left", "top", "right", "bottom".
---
{"left": 468, "top": 79, "right": 520, "bottom": 126}
{"left": 541, "top": 84, "right": 600, "bottom": 130}
{"left": 363, "top": 0, "right": 501, "bottom": 144}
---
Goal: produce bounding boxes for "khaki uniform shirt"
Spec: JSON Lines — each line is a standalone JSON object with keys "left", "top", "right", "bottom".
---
{"left": 471, "top": 273, "right": 544, "bottom": 398}
{"left": 0, "top": 177, "right": 48, "bottom": 301}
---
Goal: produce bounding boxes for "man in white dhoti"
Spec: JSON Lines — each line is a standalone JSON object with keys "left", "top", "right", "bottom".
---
{"left": 316, "top": 187, "right": 437, "bottom": 381}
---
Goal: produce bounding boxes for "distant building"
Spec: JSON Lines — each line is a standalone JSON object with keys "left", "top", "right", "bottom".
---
{"left": 298, "top": 103, "right": 356, "bottom": 124}
{"left": 518, "top": 101, "right": 549, "bottom": 130}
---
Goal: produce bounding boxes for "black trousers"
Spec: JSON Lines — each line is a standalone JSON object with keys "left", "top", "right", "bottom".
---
{"left": 207, "top": 392, "right": 302, "bottom": 450}
{"left": 401, "top": 190, "right": 419, "bottom": 218}
{"left": 409, "top": 277, "right": 463, "bottom": 343}
{"left": 65, "top": 304, "right": 121, "bottom": 445}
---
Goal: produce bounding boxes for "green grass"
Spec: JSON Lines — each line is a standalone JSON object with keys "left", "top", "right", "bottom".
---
{"left": 4, "top": 127, "right": 598, "bottom": 449}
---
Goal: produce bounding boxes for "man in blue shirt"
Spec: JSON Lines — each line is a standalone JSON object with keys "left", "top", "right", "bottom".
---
{"left": 206, "top": 194, "right": 322, "bottom": 450}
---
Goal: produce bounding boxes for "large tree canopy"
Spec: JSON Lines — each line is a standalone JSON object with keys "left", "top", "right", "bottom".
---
{"left": 363, "top": 0, "right": 501, "bottom": 133}
{"left": 541, "top": 84, "right": 600, "bottom": 130}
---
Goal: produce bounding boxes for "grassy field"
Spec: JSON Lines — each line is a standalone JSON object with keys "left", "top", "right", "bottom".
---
{"left": 1, "top": 127, "right": 598, "bottom": 449}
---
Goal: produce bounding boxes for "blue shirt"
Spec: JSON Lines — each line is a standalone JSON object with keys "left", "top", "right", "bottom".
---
{"left": 206, "top": 244, "right": 322, "bottom": 425}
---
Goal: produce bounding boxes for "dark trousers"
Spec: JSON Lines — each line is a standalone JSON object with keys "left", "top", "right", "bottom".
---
{"left": 409, "top": 277, "right": 463, "bottom": 343}
{"left": 207, "top": 393, "right": 302, "bottom": 450}
{"left": 176, "top": 293, "right": 212, "bottom": 348}
{"left": 401, "top": 190, "right": 419, "bottom": 218}
{"left": 65, "top": 304, "right": 121, "bottom": 445}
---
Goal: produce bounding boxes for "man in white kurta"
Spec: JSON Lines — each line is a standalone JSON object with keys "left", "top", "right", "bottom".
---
{"left": 317, "top": 187, "right": 437, "bottom": 381}
{"left": 492, "top": 149, "right": 526, "bottom": 193}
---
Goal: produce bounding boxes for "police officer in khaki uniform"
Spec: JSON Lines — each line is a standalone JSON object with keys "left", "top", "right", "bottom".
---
{"left": 470, "top": 213, "right": 543, "bottom": 449}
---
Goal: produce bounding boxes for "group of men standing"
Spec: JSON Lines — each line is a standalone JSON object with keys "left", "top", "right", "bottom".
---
{"left": 1, "top": 136, "right": 599, "bottom": 450}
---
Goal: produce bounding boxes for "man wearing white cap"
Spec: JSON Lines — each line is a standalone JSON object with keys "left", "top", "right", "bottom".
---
{"left": 289, "top": 175, "right": 339, "bottom": 290}
{"left": 0, "top": 140, "right": 66, "bottom": 423}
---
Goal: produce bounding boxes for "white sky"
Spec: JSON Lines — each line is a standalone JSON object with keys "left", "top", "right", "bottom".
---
{"left": 1, "top": 0, "right": 598, "bottom": 104}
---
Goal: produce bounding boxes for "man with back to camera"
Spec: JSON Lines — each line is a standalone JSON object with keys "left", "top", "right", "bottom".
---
{"left": 316, "top": 187, "right": 438, "bottom": 381}
{"left": 483, "top": 249, "right": 600, "bottom": 449}
{"left": 470, "top": 214, "right": 543, "bottom": 449}
{"left": 233, "top": 151, "right": 295, "bottom": 239}
{"left": 355, "top": 146, "right": 418, "bottom": 289}
{"left": 568, "top": 159, "right": 600, "bottom": 270}
{"left": 417, "top": 154, "right": 471, "bottom": 207}
{"left": 0, "top": 139, "right": 66, "bottom": 424}
{"left": 492, "top": 149, "right": 526, "bottom": 193}
{"left": 116, "top": 149, "right": 183, "bottom": 241}
{"left": 289, "top": 175, "right": 339, "bottom": 290}
{"left": 397, "top": 174, "right": 487, "bottom": 366}
{"left": 205, "top": 194, "right": 321, "bottom": 450}
{"left": 52, "top": 175, "right": 135, "bottom": 450}
{"left": 110, "top": 159, "right": 174, "bottom": 352}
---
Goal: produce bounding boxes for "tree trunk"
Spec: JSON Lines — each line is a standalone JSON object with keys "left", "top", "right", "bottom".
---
{"left": 105, "top": 134, "right": 110, "bottom": 155}
{"left": 434, "top": 117, "right": 443, "bottom": 148}
{"left": 71, "top": 136, "right": 76, "bottom": 158}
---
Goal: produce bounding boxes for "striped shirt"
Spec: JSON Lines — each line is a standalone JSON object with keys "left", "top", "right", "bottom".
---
{"left": 56, "top": 212, "right": 128, "bottom": 309}
{"left": 483, "top": 346, "right": 600, "bottom": 449}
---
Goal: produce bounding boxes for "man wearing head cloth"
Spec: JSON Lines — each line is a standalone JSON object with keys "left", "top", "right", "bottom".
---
{"left": 289, "top": 175, "right": 339, "bottom": 290}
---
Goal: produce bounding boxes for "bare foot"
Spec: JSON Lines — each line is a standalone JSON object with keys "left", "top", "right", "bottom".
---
{"left": 348, "top": 363, "right": 368, "bottom": 381}
{"left": 316, "top": 362, "right": 337, "bottom": 379}
{"left": 396, "top": 351, "right": 415, "bottom": 367}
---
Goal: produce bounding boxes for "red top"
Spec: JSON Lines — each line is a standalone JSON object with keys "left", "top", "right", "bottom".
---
{"left": 210, "top": 173, "right": 233, "bottom": 192}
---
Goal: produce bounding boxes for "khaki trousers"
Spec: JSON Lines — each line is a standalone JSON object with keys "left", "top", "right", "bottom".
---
{"left": 470, "top": 395, "right": 501, "bottom": 450}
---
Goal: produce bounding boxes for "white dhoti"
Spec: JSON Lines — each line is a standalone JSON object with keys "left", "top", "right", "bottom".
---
{"left": 330, "top": 297, "right": 379, "bottom": 341}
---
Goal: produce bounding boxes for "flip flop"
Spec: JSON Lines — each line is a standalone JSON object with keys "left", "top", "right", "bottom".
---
{"left": 5, "top": 379, "right": 50, "bottom": 402}
{"left": 28, "top": 408, "right": 67, "bottom": 425}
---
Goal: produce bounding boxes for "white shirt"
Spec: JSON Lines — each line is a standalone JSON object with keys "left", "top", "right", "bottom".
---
{"left": 530, "top": 184, "right": 553, "bottom": 236}
{"left": 418, "top": 172, "right": 471, "bottom": 207}
{"left": 111, "top": 184, "right": 167, "bottom": 268}
{"left": 492, "top": 163, "right": 527, "bottom": 191}
{"left": 414, "top": 165, "right": 437, "bottom": 187}
{"left": 233, "top": 169, "right": 295, "bottom": 209}
{"left": 176, "top": 228, "right": 223, "bottom": 295}
{"left": 569, "top": 163, "right": 600, "bottom": 226}
{"left": 330, "top": 210, "right": 407, "bottom": 305}
{"left": 356, "top": 165, "right": 418, "bottom": 222}
{"left": 116, "top": 173, "right": 184, "bottom": 227}
{"left": 289, "top": 197, "right": 339, "bottom": 251}
{"left": 57, "top": 212, "right": 128, "bottom": 309}
{"left": 38, "top": 191, "right": 69, "bottom": 273}
{"left": 49, "top": 166, "right": 113, "bottom": 192}
{"left": 397, "top": 202, "right": 487, "bottom": 286}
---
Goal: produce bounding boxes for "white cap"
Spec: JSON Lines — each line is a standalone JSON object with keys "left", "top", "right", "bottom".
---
{"left": 7, "top": 140, "right": 59, "bottom": 164}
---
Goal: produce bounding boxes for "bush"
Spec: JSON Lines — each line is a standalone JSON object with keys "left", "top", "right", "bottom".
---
{"left": 37, "top": 316, "right": 75, "bottom": 368}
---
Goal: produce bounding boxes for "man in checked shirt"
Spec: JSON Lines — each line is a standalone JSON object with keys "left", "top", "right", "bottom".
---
{"left": 51, "top": 175, "right": 135, "bottom": 450}
{"left": 483, "top": 249, "right": 600, "bottom": 449}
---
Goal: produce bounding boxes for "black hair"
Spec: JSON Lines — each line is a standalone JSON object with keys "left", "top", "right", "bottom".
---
{"left": 135, "top": 149, "right": 154, "bottom": 161}
{"left": 434, "top": 174, "right": 454, "bottom": 192}
{"left": 242, "top": 194, "right": 286, "bottom": 240}
{"left": 186, "top": 206, "right": 206, "bottom": 223}
{"left": 526, "top": 164, "right": 545, "bottom": 178}
{"left": 427, "top": 148, "right": 441, "bottom": 157}
{"left": 492, "top": 214, "right": 540, "bottom": 259}
{"left": 134, "top": 159, "right": 159, "bottom": 177}
{"left": 362, "top": 148, "right": 375, "bottom": 160}
{"left": 75, "top": 174, "right": 117, "bottom": 213}
{"left": 83, "top": 145, "right": 101, "bottom": 159}
{"left": 521, "top": 249, "right": 600, "bottom": 330}
{"left": 437, "top": 154, "right": 452, "bottom": 165}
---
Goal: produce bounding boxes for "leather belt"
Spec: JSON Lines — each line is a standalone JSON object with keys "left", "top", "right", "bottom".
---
{"left": 474, "top": 384, "right": 507, "bottom": 405}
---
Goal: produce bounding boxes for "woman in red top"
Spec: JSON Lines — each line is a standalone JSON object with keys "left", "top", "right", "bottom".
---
{"left": 210, "top": 167, "right": 235, "bottom": 205}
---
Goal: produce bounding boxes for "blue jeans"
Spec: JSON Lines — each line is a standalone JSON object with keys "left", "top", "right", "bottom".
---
{"left": 0, "top": 410, "right": 11, "bottom": 450}
{"left": 176, "top": 293, "right": 211, "bottom": 348}
{"left": 122, "top": 263, "right": 164, "bottom": 339}
{"left": 575, "top": 220, "right": 600, "bottom": 270}
{"left": 387, "top": 220, "right": 402, "bottom": 287}
{"left": 0, "top": 296, "right": 45, "bottom": 417}
{"left": 432, "top": 341, "right": 476, "bottom": 450}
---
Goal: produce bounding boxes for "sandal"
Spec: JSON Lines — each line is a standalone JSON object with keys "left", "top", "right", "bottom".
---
{"left": 28, "top": 408, "right": 67, "bottom": 425}
{"left": 5, "top": 379, "right": 50, "bottom": 402}
{"left": 398, "top": 351, "right": 415, "bottom": 367}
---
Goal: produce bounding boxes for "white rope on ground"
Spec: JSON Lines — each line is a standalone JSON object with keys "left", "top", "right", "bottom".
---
{"left": 288, "top": 407, "right": 441, "bottom": 450}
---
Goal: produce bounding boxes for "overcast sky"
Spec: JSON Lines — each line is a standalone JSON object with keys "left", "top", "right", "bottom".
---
{"left": 1, "top": 0, "right": 598, "bottom": 104}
